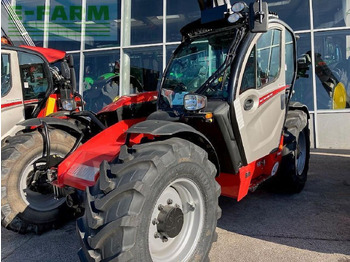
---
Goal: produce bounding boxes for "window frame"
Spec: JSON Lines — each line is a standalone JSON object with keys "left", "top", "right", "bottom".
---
{"left": 1, "top": 53, "right": 12, "bottom": 98}
{"left": 18, "top": 51, "right": 51, "bottom": 101}
{"left": 256, "top": 28, "right": 282, "bottom": 90}
{"left": 239, "top": 28, "right": 283, "bottom": 95}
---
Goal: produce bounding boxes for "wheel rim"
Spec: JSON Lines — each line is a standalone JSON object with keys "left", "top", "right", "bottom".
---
{"left": 148, "top": 178, "right": 205, "bottom": 262}
{"left": 296, "top": 131, "right": 307, "bottom": 175}
{"left": 19, "top": 154, "right": 65, "bottom": 211}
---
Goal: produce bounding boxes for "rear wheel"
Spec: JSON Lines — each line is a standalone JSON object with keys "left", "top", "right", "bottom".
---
{"left": 1, "top": 129, "right": 76, "bottom": 233}
{"left": 277, "top": 110, "right": 310, "bottom": 193}
{"left": 77, "top": 137, "right": 221, "bottom": 261}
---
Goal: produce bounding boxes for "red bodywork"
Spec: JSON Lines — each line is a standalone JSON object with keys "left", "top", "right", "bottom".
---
{"left": 19, "top": 46, "right": 80, "bottom": 117}
{"left": 56, "top": 118, "right": 145, "bottom": 190}
{"left": 56, "top": 91, "right": 158, "bottom": 190}
{"left": 98, "top": 91, "right": 158, "bottom": 114}
{"left": 216, "top": 137, "right": 284, "bottom": 201}
{"left": 20, "top": 45, "right": 66, "bottom": 63}
{"left": 56, "top": 90, "right": 284, "bottom": 201}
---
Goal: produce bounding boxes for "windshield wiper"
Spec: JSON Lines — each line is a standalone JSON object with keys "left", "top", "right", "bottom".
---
{"left": 197, "top": 27, "right": 246, "bottom": 94}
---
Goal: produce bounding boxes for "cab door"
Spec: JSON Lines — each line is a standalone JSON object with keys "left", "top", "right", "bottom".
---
{"left": 233, "top": 24, "right": 294, "bottom": 164}
{"left": 1, "top": 50, "right": 25, "bottom": 139}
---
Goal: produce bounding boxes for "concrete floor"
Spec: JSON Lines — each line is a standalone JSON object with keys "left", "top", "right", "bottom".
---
{"left": 2, "top": 149, "right": 350, "bottom": 262}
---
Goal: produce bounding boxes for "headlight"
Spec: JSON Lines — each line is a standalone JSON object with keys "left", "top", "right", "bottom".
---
{"left": 184, "top": 94, "right": 207, "bottom": 111}
{"left": 61, "top": 99, "right": 75, "bottom": 111}
{"left": 60, "top": 88, "right": 76, "bottom": 111}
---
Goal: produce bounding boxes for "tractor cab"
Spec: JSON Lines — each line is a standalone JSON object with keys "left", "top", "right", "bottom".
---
{"left": 155, "top": 1, "right": 297, "bottom": 180}
{"left": 1, "top": 44, "right": 78, "bottom": 141}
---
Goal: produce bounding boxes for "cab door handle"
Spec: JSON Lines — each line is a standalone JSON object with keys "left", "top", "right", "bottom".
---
{"left": 244, "top": 98, "right": 254, "bottom": 111}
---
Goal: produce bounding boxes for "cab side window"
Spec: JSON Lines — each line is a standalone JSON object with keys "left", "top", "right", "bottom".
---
{"left": 18, "top": 52, "right": 49, "bottom": 100}
{"left": 1, "top": 54, "right": 11, "bottom": 97}
{"left": 240, "top": 29, "right": 282, "bottom": 93}
{"left": 285, "top": 30, "right": 295, "bottom": 87}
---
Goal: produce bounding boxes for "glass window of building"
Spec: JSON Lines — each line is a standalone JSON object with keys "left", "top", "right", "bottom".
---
{"left": 48, "top": 0, "right": 82, "bottom": 51}
{"left": 128, "top": 0, "right": 163, "bottom": 45}
{"left": 291, "top": 33, "right": 314, "bottom": 111}
{"left": 314, "top": 30, "right": 350, "bottom": 110}
{"left": 14, "top": 0, "right": 46, "bottom": 47}
{"left": 85, "top": 0, "right": 121, "bottom": 49}
{"left": 166, "top": 0, "right": 200, "bottom": 43}
{"left": 313, "top": 0, "right": 349, "bottom": 29}
{"left": 83, "top": 50, "right": 120, "bottom": 112}
{"left": 123, "top": 46, "right": 163, "bottom": 92}
{"left": 246, "top": 0, "right": 310, "bottom": 31}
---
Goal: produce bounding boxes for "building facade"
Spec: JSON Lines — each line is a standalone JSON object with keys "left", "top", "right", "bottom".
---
{"left": 3, "top": 0, "right": 350, "bottom": 148}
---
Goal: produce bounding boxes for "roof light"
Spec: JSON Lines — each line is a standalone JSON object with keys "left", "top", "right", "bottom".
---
{"left": 227, "top": 2, "right": 248, "bottom": 24}
{"left": 231, "top": 2, "right": 248, "bottom": 13}
{"left": 228, "top": 13, "right": 243, "bottom": 23}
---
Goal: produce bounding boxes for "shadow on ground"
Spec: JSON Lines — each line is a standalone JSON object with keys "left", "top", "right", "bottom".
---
{"left": 217, "top": 150, "right": 350, "bottom": 256}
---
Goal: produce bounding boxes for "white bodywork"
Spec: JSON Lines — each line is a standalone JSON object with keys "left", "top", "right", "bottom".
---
{"left": 235, "top": 23, "right": 289, "bottom": 163}
{"left": 1, "top": 49, "right": 25, "bottom": 141}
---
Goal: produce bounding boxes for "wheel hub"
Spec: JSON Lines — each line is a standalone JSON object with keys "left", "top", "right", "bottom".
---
{"left": 156, "top": 205, "right": 184, "bottom": 238}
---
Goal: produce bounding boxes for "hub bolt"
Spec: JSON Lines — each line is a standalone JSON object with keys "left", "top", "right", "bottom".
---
{"left": 167, "top": 199, "right": 173, "bottom": 205}
{"left": 162, "top": 236, "right": 168, "bottom": 243}
{"left": 187, "top": 202, "right": 195, "bottom": 211}
{"left": 152, "top": 218, "right": 159, "bottom": 225}
{"left": 158, "top": 204, "right": 164, "bottom": 211}
{"left": 154, "top": 232, "right": 160, "bottom": 239}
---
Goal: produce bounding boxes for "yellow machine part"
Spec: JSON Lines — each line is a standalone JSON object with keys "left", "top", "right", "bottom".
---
{"left": 332, "top": 82, "right": 347, "bottom": 109}
{"left": 45, "top": 97, "right": 56, "bottom": 116}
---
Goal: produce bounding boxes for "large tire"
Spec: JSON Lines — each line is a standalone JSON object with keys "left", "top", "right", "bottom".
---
{"left": 77, "top": 137, "right": 221, "bottom": 262}
{"left": 275, "top": 110, "right": 310, "bottom": 193}
{"left": 1, "top": 129, "right": 76, "bottom": 234}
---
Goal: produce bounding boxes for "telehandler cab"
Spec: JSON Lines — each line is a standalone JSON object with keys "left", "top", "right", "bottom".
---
{"left": 1, "top": 1, "right": 310, "bottom": 261}
{"left": 1, "top": 43, "right": 81, "bottom": 141}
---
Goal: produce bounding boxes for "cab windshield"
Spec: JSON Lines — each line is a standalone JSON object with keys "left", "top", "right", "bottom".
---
{"left": 160, "top": 29, "right": 238, "bottom": 108}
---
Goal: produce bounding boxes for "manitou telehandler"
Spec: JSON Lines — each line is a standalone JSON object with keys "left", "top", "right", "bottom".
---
{"left": 1, "top": 43, "right": 81, "bottom": 141}
{"left": 2, "top": 1, "right": 310, "bottom": 261}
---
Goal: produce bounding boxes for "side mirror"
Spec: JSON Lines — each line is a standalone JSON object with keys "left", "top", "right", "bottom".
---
{"left": 184, "top": 94, "right": 207, "bottom": 111}
{"left": 297, "top": 53, "right": 311, "bottom": 78}
{"left": 67, "top": 54, "right": 74, "bottom": 68}
{"left": 60, "top": 61, "right": 70, "bottom": 79}
{"left": 249, "top": 1, "right": 269, "bottom": 33}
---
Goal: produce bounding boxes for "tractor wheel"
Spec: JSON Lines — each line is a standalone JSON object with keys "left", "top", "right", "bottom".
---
{"left": 1, "top": 129, "right": 76, "bottom": 234}
{"left": 277, "top": 110, "right": 310, "bottom": 193}
{"left": 77, "top": 137, "right": 221, "bottom": 262}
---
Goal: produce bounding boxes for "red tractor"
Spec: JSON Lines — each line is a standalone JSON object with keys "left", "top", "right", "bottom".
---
{"left": 1, "top": 43, "right": 81, "bottom": 141}
{"left": 2, "top": 1, "right": 310, "bottom": 261}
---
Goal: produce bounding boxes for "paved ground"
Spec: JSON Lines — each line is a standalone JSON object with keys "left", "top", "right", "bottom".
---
{"left": 2, "top": 149, "right": 350, "bottom": 262}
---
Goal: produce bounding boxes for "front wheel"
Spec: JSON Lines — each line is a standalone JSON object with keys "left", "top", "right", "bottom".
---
{"left": 78, "top": 137, "right": 221, "bottom": 262}
{"left": 1, "top": 129, "right": 76, "bottom": 233}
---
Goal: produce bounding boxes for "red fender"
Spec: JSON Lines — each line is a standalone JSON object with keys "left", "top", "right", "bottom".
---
{"left": 56, "top": 118, "right": 145, "bottom": 190}
{"left": 55, "top": 91, "right": 158, "bottom": 190}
